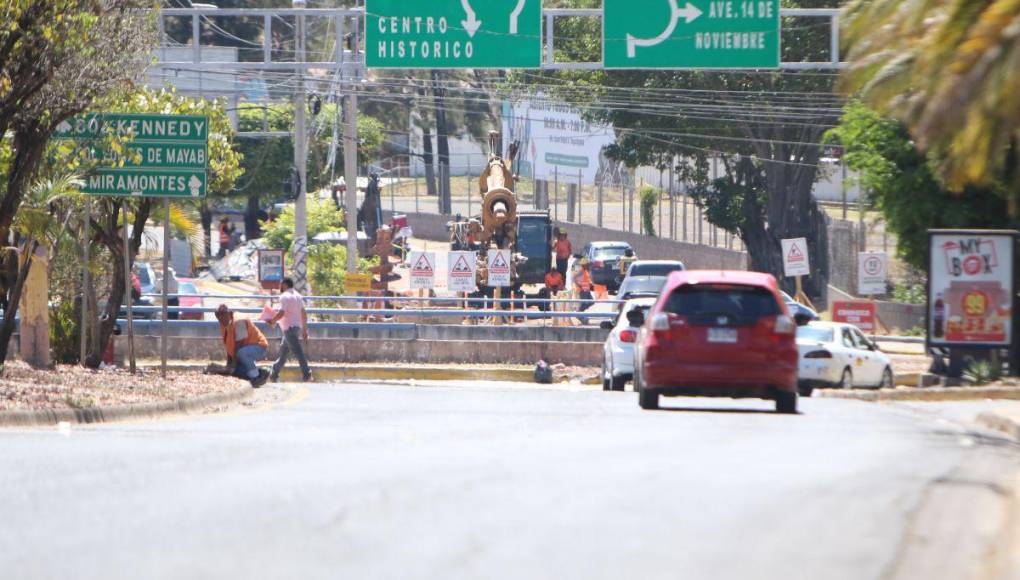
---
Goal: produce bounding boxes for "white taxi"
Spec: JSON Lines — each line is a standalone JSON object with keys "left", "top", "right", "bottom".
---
{"left": 601, "top": 296, "right": 657, "bottom": 391}
{"left": 797, "top": 321, "right": 894, "bottom": 396}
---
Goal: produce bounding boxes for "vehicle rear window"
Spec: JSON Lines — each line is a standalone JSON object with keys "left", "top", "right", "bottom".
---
{"left": 594, "top": 247, "right": 629, "bottom": 259}
{"left": 620, "top": 277, "right": 667, "bottom": 296}
{"left": 630, "top": 263, "right": 683, "bottom": 277}
{"left": 796, "top": 326, "right": 833, "bottom": 342}
{"left": 663, "top": 284, "right": 781, "bottom": 322}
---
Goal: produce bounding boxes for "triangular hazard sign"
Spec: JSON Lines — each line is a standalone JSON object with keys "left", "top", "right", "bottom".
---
{"left": 490, "top": 252, "right": 509, "bottom": 270}
{"left": 412, "top": 254, "right": 433, "bottom": 273}
{"left": 452, "top": 255, "right": 472, "bottom": 273}
{"left": 788, "top": 244, "right": 804, "bottom": 260}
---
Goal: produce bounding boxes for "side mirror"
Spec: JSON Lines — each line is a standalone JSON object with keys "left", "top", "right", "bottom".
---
{"left": 599, "top": 320, "right": 614, "bottom": 330}
{"left": 794, "top": 312, "right": 812, "bottom": 327}
{"left": 626, "top": 310, "right": 646, "bottom": 327}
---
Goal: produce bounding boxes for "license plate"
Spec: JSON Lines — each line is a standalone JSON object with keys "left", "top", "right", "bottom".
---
{"left": 707, "top": 327, "right": 738, "bottom": 344}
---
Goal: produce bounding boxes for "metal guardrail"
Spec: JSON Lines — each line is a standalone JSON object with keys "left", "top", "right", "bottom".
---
{"left": 143, "top": 293, "right": 625, "bottom": 306}
{"left": 127, "top": 306, "right": 616, "bottom": 320}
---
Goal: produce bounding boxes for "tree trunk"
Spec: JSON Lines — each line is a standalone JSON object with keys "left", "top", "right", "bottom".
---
{"left": 422, "top": 125, "right": 437, "bottom": 198}
{"left": 244, "top": 193, "right": 261, "bottom": 240}
{"left": 200, "top": 200, "right": 213, "bottom": 258}
{"left": 0, "top": 239, "right": 39, "bottom": 364}
{"left": 431, "top": 69, "right": 452, "bottom": 214}
{"left": 85, "top": 200, "right": 154, "bottom": 369}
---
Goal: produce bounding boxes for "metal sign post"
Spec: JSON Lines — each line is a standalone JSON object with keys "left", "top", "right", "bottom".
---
{"left": 123, "top": 212, "right": 135, "bottom": 374}
{"left": 161, "top": 198, "right": 170, "bottom": 379}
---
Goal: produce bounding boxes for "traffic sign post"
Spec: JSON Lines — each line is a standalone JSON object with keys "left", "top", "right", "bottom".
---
{"left": 858, "top": 252, "right": 888, "bottom": 296}
{"left": 56, "top": 113, "right": 210, "bottom": 379}
{"left": 604, "top": 0, "right": 780, "bottom": 69}
{"left": 448, "top": 251, "right": 478, "bottom": 293}
{"left": 366, "top": 0, "right": 542, "bottom": 68}
{"left": 781, "top": 237, "right": 813, "bottom": 308}
{"left": 409, "top": 251, "right": 437, "bottom": 290}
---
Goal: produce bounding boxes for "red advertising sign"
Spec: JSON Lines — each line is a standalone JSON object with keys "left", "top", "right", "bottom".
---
{"left": 929, "top": 232, "right": 1015, "bottom": 346}
{"left": 831, "top": 301, "right": 877, "bottom": 333}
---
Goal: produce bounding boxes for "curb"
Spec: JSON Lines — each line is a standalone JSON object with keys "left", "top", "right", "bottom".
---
{"left": 817, "top": 385, "right": 1020, "bottom": 402}
{"left": 0, "top": 384, "right": 254, "bottom": 428}
{"left": 154, "top": 364, "right": 540, "bottom": 384}
{"left": 976, "top": 411, "right": 1020, "bottom": 441}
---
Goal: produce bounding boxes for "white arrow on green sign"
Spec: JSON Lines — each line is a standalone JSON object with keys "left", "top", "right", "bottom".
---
{"left": 80, "top": 169, "right": 207, "bottom": 198}
{"left": 366, "top": 0, "right": 541, "bottom": 68}
{"left": 604, "top": 0, "right": 780, "bottom": 69}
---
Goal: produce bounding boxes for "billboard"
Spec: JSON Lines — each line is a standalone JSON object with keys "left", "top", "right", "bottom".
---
{"left": 928, "top": 231, "right": 1016, "bottom": 347}
{"left": 501, "top": 96, "right": 616, "bottom": 184}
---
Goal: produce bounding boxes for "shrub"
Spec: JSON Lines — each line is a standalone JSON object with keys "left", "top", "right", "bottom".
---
{"left": 639, "top": 186, "right": 659, "bottom": 238}
{"left": 50, "top": 299, "right": 80, "bottom": 365}
{"left": 262, "top": 197, "right": 346, "bottom": 251}
{"left": 892, "top": 283, "right": 926, "bottom": 305}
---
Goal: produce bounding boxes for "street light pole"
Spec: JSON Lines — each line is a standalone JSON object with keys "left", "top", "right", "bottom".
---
{"left": 292, "top": 0, "right": 309, "bottom": 293}
{"left": 343, "top": 20, "right": 359, "bottom": 272}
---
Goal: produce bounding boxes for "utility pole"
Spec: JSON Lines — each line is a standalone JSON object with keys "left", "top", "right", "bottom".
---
{"left": 292, "top": 0, "right": 309, "bottom": 294}
{"left": 344, "top": 14, "right": 360, "bottom": 272}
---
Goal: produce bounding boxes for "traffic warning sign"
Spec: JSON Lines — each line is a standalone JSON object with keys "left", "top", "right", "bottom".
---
{"left": 487, "top": 249, "right": 512, "bottom": 287}
{"left": 448, "top": 251, "right": 477, "bottom": 293}
{"left": 409, "top": 251, "right": 436, "bottom": 290}
{"left": 781, "top": 238, "right": 810, "bottom": 278}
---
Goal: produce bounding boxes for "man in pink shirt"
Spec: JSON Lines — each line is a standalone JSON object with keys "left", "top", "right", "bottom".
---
{"left": 269, "top": 277, "right": 314, "bottom": 382}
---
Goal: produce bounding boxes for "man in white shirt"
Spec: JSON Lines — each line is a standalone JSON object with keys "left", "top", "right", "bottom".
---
{"left": 268, "top": 277, "right": 314, "bottom": 382}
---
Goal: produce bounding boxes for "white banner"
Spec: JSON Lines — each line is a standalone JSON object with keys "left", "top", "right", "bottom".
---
{"left": 408, "top": 251, "right": 436, "bottom": 290}
{"left": 486, "top": 249, "right": 512, "bottom": 288}
{"left": 781, "top": 238, "right": 810, "bottom": 278}
{"left": 502, "top": 96, "right": 616, "bottom": 184}
{"left": 857, "top": 252, "right": 888, "bottom": 296}
{"left": 447, "top": 251, "right": 477, "bottom": 293}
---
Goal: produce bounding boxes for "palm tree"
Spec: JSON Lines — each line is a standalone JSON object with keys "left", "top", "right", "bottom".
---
{"left": 841, "top": 0, "right": 1020, "bottom": 212}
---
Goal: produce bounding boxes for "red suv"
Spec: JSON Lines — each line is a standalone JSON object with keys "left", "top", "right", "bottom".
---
{"left": 634, "top": 271, "right": 799, "bottom": 413}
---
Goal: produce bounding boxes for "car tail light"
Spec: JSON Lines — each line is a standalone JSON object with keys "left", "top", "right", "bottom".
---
{"left": 804, "top": 350, "right": 832, "bottom": 359}
{"left": 620, "top": 329, "right": 637, "bottom": 343}
{"left": 594, "top": 260, "right": 604, "bottom": 268}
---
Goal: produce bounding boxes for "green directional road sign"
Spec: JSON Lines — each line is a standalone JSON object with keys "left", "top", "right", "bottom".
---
{"left": 366, "top": 0, "right": 542, "bottom": 68}
{"left": 604, "top": 0, "right": 780, "bottom": 69}
{"left": 86, "top": 143, "right": 208, "bottom": 170}
{"left": 54, "top": 114, "right": 209, "bottom": 142}
{"left": 55, "top": 113, "right": 209, "bottom": 198}
{"left": 80, "top": 169, "right": 207, "bottom": 198}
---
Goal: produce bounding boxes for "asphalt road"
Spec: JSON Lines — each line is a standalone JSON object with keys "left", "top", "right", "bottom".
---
{"left": 1, "top": 381, "right": 1018, "bottom": 580}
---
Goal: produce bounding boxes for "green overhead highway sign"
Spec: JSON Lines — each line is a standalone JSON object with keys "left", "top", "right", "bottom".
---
{"left": 85, "top": 142, "right": 208, "bottom": 170}
{"left": 604, "top": 0, "right": 780, "bottom": 69}
{"left": 54, "top": 113, "right": 209, "bottom": 142}
{"left": 366, "top": 0, "right": 542, "bottom": 69}
{"left": 80, "top": 169, "right": 207, "bottom": 198}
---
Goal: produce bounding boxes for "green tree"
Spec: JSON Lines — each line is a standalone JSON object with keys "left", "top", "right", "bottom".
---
{"left": 842, "top": 0, "right": 1020, "bottom": 214}
{"left": 825, "top": 102, "right": 1009, "bottom": 270}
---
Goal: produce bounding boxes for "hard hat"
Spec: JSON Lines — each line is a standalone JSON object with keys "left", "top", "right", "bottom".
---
{"left": 579, "top": 257, "right": 590, "bottom": 266}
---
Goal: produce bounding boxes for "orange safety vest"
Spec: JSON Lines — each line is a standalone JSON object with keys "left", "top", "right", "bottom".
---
{"left": 575, "top": 269, "right": 592, "bottom": 292}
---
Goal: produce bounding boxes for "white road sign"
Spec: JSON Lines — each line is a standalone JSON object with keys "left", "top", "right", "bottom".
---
{"left": 447, "top": 251, "right": 478, "bottom": 293}
{"left": 486, "top": 249, "right": 512, "bottom": 287}
{"left": 858, "top": 252, "right": 888, "bottom": 296}
{"left": 781, "top": 238, "right": 810, "bottom": 278}
{"left": 408, "top": 251, "right": 436, "bottom": 290}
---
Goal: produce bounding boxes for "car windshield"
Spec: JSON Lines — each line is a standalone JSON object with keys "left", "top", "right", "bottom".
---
{"left": 663, "top": 284, "right": 781, "bottom": 323}
{"left": 797, "top": 326, "right": 833, "bottom": 343}
{"left": 630, "top": 263, "right": 683, "bottom": 277}
{"left": 594, "top": 247, "right": 629, "bottom": 259}
{"left": 620, "top": 277, "right": 667, "bottom": 296}
{"left": 178, "top": 282, "right": 198, "bottom": 295}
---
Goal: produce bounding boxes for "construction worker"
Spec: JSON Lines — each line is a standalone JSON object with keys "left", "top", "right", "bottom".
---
{"left": 215, "top": 304, "right": 270, "bottom": 387}
{"left": 574, "top": 257, "right": 594, "bottom": 312}
{"left": 552, "top": 230, "right": 572, "bottom": 279}
{"left": 536, "top": 267, "right": 564, "bottom": 312}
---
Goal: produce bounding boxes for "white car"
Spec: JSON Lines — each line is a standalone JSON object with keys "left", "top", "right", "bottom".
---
{"left": 797, "top": 321, "right": 894, "bottom": 396}
{"left": 601, "top": 297, "right": 657, "bottom": 391}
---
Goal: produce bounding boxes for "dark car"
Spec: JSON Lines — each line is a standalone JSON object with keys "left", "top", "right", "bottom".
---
{"left": 781, "top": 291, "right": 820, "bottom": 325}
{"left": 579, "top": 242, "right": 633, "bottom": 292}
{"left": 634, "top": 270, "right": 799, "bottom": 413}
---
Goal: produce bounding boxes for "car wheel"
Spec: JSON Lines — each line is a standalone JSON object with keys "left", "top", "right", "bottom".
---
{"left": 839, "top": 368, "right": 853, "bottom": 390}
{"left": 639, "top": 388, "right": 659, "bottom": 410}
{"left": 880, "top": 367, "right": 894, "bottom": 389}
{"left": 798, "top": 386, "right": 814, "bottom": 397}
{"left": 601, "top": 362, "right": 611, "bottom": 391}
{"left": 775, "top": 391, "right": 798, "bottom": 414}
{"left": 610, "top": 375, "right": 626, "bottom": 392}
